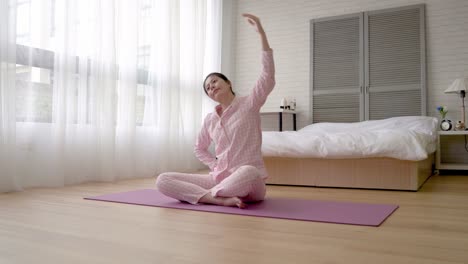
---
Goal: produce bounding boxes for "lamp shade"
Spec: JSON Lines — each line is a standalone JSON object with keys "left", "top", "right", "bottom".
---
{"left": 445, "top": 78, "right": 468, "bottom": 94}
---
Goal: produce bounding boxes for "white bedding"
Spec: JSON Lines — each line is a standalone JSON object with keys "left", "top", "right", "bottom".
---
{"left": 261, "top": 116, "right": 438, "bottom": 161}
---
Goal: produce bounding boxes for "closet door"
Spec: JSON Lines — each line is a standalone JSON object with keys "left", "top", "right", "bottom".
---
{"left": 311, "top": 14, "right": 363, "bottom": 123}
{"left": 364, "top": 5, "right": 426, "bottom": 119}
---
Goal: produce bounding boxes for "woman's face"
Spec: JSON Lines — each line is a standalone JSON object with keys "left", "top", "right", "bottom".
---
{"left": 204, "top": 75, "right": 232, "bottom": 102}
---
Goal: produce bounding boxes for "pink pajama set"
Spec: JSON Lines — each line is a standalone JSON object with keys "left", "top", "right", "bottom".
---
{"left": 156, "top": 49, "right": 275, "bottom": 204}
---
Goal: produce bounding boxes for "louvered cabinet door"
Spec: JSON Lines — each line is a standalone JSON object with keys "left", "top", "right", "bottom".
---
{"left": 365, "top": 5, "right": 426, "bottom": 120}
{"left": 311, "top": 14, "right": 363, "bottom": 123}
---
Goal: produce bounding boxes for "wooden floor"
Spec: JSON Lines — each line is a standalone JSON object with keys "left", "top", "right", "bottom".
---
{"left": 1, "top": 174, "right": 468, "bottom": 264}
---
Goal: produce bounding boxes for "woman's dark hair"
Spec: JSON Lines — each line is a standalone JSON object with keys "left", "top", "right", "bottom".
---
{"left": 203, "top": 72, "right": 235, "bottom": 96}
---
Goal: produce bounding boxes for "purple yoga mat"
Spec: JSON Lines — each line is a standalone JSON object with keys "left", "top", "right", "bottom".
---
{"left": 84, "top": 189, "right": 398, "bottom": 226}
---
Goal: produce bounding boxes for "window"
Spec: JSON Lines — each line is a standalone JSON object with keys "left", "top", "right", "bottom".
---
{"left": 14, "top": 0, "right": 154, "bottom": 124}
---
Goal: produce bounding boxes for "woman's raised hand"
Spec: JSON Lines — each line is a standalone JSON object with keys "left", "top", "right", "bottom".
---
{"left": 242, "top": 13, "right": 264, "bottom": 34}
{"left": 242, "top": 13, "right": 270, "bottom": 51}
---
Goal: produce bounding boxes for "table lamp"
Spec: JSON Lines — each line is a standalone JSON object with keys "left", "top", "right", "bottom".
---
{"left": 445, "top": 78, "right": 468, "bottom": 128}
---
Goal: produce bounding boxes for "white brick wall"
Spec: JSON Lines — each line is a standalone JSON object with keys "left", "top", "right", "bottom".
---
{"left": 226, "top": 0, "right": 468, "bottom": 129}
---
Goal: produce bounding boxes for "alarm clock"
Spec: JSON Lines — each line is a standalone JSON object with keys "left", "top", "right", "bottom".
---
{"left": 440, "top": 119, "right": 452, "bottom": 131}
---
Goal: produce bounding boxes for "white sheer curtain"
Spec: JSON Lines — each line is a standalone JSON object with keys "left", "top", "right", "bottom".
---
{"left": 0, "top": 0, "right": 19, "bottom": 192}
{"left": 0, "top": 0, "right": 222, "bottom": 193}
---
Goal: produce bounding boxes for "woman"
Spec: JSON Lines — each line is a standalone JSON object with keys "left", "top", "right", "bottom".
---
{"left": 156, "top": 14, "right": 275, "bottom": 208}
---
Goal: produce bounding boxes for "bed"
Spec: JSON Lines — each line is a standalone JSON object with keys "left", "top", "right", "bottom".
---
{"left": 261, "top": 116, "right": 438, "bottom": 191}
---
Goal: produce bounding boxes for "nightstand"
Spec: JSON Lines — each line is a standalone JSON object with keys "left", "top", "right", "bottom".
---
{"left": 436, "top": 130, "right": 468, "bottom": 170}
{"left": 260, "top": 110, "right": 296, "bottom": 131}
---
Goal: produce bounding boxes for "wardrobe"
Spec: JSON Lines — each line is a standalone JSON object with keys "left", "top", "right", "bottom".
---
{"left": 310, "top": 4, "right": 426, "bottom": 123}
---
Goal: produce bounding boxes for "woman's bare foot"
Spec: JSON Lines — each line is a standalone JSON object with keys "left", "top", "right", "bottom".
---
{"left": 223, "top": 197, "right": 246, "bottom": 209}
{"left": 199, "top": 193, "right": 246, "bottom": 209}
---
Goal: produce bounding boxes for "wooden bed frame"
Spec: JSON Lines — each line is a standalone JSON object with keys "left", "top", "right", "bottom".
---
{"left": 263, "top": 153, "right": 434, "bottom": 191}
